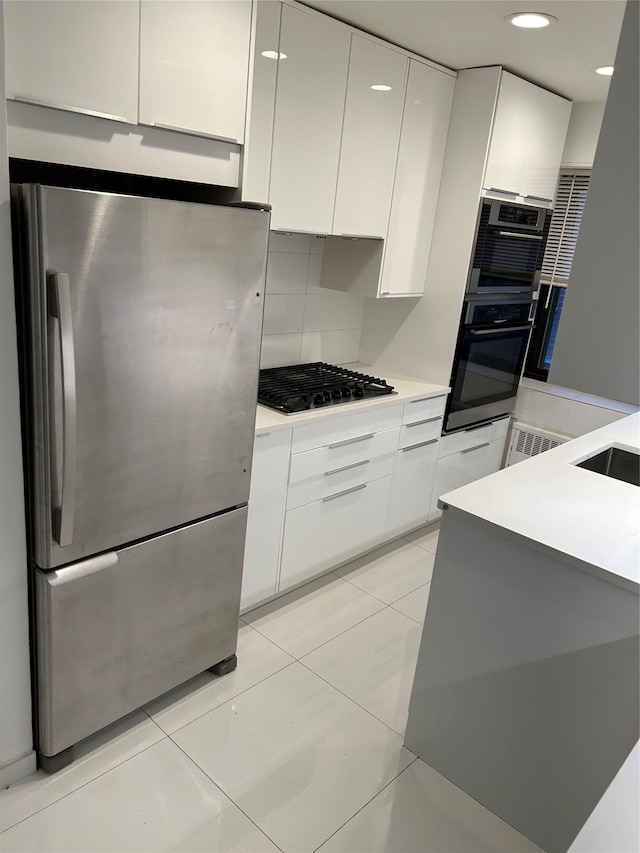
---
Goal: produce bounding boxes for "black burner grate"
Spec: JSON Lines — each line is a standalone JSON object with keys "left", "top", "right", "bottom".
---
{"left": 258, "top": 362, "right": 395, "bottom": 414}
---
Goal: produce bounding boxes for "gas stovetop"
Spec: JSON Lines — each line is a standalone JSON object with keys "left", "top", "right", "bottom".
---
{"left": 258, "top": 362, "right": 395, "bottom": 414}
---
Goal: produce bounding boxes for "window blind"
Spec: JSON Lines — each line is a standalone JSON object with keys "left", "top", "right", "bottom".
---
{"left": 540, "top": 172, "right": 591, "bottom": 285}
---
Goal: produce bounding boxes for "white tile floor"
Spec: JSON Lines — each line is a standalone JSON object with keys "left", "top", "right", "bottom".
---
{"left": 0, "top": 524, "right": 544, "bottom": 853}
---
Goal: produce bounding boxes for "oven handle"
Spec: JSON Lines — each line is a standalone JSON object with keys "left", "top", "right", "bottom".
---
{"left": 495, "top": 230, "right": 544, "bottom": 241}
{"left": 470, "top": 324, "right": 532, "bottom": 335}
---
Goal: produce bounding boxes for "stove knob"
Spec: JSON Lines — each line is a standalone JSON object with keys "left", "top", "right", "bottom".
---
{"left": 314, "top": 393, "right": 325, "bottom": 407}
{"left": 341, "top": 387, "right": 352, "bottom": 398}
{"left": 331, "top": 388, "right": 342, "bottom": 400}
{"left": 353, "top": 385, "right": 365, "bottom": 398}
{"left": 323, "top": 390, "right": 332, "bottom": 402}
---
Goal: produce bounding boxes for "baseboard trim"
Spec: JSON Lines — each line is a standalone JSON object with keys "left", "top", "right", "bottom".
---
{"left": 0, "top": 750, "right": 37, "bottom": 787}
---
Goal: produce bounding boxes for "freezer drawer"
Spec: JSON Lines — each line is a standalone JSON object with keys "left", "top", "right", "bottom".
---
{"left": 36, "top": 507, "right": 246, "bottom": 757}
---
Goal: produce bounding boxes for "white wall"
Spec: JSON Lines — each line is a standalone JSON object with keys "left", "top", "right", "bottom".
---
{"left": 549, "top": 0, "right": 639, "bottom": 405}
{"left": 0, "top": 0, "right": 36, "bottom": 784}
{"left": 261, "top": 232, "right": 365, "bottom": 368}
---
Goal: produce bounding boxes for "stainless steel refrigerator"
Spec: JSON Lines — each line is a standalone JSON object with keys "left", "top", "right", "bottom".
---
{"left": 12, "top": 184, "right": 269, "bottom": 770}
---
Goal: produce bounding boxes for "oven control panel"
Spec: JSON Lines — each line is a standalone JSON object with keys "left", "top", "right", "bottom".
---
{"left": 467, "top": 301, "right": 532, "bottom": 325}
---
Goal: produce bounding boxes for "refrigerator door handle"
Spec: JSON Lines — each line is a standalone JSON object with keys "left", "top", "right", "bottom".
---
{"left": 48, "top": 272, "right": 77, "bottom": 547}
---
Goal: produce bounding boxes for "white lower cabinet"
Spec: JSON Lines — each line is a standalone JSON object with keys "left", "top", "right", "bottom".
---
{"left": 240, "top": 429, "right": 291, "bottom": 611}
{"left": 386, "top": 437, "right": 439, "bottom": 539}
{"left": 279, "top": 474, "right": 392, "bottom": 592}
{"left": 429, "top": 420, "right": 510, "bottom": 519}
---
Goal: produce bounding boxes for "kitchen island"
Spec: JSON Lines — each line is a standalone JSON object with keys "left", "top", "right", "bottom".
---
{"left": 405, "top": 413, "right": 640, "bottom": 853}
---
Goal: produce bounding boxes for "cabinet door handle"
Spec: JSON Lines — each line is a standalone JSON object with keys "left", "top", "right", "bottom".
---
{"left": 487, "top": 187, "right": 518, "bottom": 196}
{"left": 322, "top": 483, "right": 367, "bottom": 502}
{"left": 405, "top": 416, "right": 441, "bottom": 427}
{"left": 274, "top": 228, "right": 330, "bottom": 236}
{"left": 339, "top": 233, "right": 383, "bottom": 240}
{"left": 409, "top": 395, "right": 446, "bottom": 404}
{"left": 141, "top": 121, "right": 238, "bottom": 144}
{"left": 461, "top": 442, "right": 491, "bottom": 454}
{"left": 402, "top": 439, "right": 438, "bottom": 452}
{"left": 9, "top": 93, "right": 130, "bottom": 124}
{"left": 325, "top": 459, "right": 370, "bottom": 476}
{"left": 524, "top": 194, "right": 553, "bottom": 203}
{"left": 256, "top": 432, "right": 271, "bottom": 438}
{"left": 328, "top": 433, "right": 374, "bottom": 449}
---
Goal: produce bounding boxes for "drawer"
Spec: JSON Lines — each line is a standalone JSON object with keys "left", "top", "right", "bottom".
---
{"left": 279, "top": 475, "right": 392, "bottom": 592}
{"left": 438, "top": 417, "right": 511, "bottom": 458}
{"left": 289, "top": 426, "right": 399, "bottom": 483}
{"left": 402, "top": 394, "right": 447, "bottom": 425}
{"left": 291, "top": 403, "right": 402, "bottom": 454}
{"left": 399, "top": 418, "right": 441, "bottom": 449}
{"left": 287, "top": 452, "right": 395, "bottom": 510}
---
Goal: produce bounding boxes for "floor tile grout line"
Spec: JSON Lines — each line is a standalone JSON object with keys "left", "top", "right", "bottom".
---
{"left": 0, "top": 734, "right": 168, "bottom": 837}
{"left": 296, "top": 656, "right": 409, "bottom": 740}
{"left": 335, "top": 568, "right": 433, "bottom": 608}
{"left": 244, "top": 600, "right": 391, "bottom": 662}
{"left": 310, "top": 755, "right": 420, "bottom": 853}
{"left": 167, "top": 736, "right": 285, "bottom": 853}
{"left": 165, "top": 660, "right": 299, "bottom": 737}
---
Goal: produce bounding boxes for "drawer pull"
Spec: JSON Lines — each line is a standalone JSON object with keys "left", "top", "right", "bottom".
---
{"left": 256, "top": 432, "right": 271, "bottom": 438}
{"left": 405, "top": 416, "right": 441, "bottom": 428}
{"left": 409, "top": 395, "right": 446, "bottom": 404}
{"left": 402, "top": 439, "right": 438, "bottom": 452}
{"left": 9, "top": 94, "right": 131, "bottom": 123}
{"left": 322, "top": 483, "right": 367, "bottom": 502}
{"left": 328, "top": 433, "right": 374, "bottom": 449}
{"left": 461, "top": 442, "right": 491, "bottom": 454}
{"left": 325, "top": 459, "right": 370, "bottom": 476}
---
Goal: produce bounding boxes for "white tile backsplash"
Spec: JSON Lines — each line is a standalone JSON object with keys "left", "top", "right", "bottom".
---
{"left": 266, "top": 251, "right": 309, "bottom": 295}
{"left": 301, "top": 329, "right": 362, "bottom": 364}
{"left": 259, "top": 333, "right": 303, "bottom": 369}
{"left": 260, "top": 233, "right": 365, "bottom": 369}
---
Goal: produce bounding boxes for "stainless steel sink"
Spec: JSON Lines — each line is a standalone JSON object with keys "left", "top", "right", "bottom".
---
{"left": 575, "top": 446, "right": 640, "bottom": 486}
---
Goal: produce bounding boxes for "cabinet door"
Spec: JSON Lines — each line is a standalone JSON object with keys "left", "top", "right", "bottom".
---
{"left": 269, "top": 5, "right": 350, "bottom": 233}
{"left": 484, "top": 71, "right": 571, "bottom": 201}
{"left": 521, "top": 85, "right": 572, "bottom": 202}
{"left": 241, "top": 430, "right": 291, "bottom": 611}
{"left": 4, "top": 0, "right": 139, "bottom": 124}
{"left": 387, "top": 438, "right": 439, "bottom": 539}
{"left": 280, "top": 475, "right": 391, "bottom": 591}
{"left": 332, "top": 36, "right": 407, "bottom": 239}
{"left": 379, "top": 61, "right": 455, "bottom": 296}
{"left": 139, "top": 0, "right": 251, "bottom": 143}
{"left": 429, "top": 436, "right": 506, "bottom": 519}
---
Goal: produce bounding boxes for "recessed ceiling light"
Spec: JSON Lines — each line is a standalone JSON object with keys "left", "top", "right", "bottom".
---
{"left": 261, "top": 50, "right": 287, "bottom": 60}
{"left": 506, "top": 12, "right": 557, "bottom": 28}
{"left": 371, "top": 84, "right": 392, "bottom": 91}
{"left": 594, "top": 65, "right": 614, "bottom": 76}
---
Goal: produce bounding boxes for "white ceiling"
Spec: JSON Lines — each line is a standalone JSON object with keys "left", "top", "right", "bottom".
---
{"left": 299, "top": 0, "right": 626, "bottom": 102}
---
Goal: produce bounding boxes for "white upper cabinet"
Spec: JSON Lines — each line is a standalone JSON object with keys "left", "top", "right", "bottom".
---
{"left": 332, "top": 36, "right": 408, "bottom": 239}
{"left": 269, "top": 4, "right": 351, "bottom": 233}
{"left": 139, "top": 0, "right": 252, "bottom": 143}
{"left": 484, "top": 71, "right": 571, "bottom": 202}
{"left": 380, "top": 59, "right": 455, "bottom": 296}
{"left": 4, "top": 0, "right": 139, "bottom": 124}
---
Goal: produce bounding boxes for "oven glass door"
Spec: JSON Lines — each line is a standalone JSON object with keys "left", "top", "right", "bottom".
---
{"left": 470, "top": 229, "right": 546, "bottom": 293}
{"left": 449, "top": 324, "right": 531, "bottom": 425}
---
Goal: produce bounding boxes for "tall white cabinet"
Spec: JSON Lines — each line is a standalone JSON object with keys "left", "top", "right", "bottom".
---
{"left": 269, "top": 4, "right": 350, "bottom": 233}
{"left": 4, "top": 0, "right": 139, "bottom": 123}
{"left": 483, "top": 71, "right": 572, "bottom": 202}
{"left": 332, "top": 36, "right": 408, "bottom": 239}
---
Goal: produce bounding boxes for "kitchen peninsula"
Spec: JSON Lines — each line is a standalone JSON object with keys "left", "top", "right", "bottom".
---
{"left": 405, "top": 413, "right": 640, "bottom": 853}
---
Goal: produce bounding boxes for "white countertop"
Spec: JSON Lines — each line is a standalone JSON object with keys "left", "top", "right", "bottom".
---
{"left": 254, "top": 364, "right": 449, "bottom": 435}
{"left": 440, "top": 412, "right": 640, "bottom": 592}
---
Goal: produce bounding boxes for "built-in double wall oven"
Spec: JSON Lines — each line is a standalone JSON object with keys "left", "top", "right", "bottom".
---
{"left": 444, "top": 197, "right": 551, "bottom": 433}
